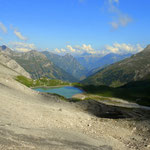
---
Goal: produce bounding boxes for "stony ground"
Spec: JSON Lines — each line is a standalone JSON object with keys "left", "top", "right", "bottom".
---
{"left": 0, "top": 63, "right": 150, "bottom": 150}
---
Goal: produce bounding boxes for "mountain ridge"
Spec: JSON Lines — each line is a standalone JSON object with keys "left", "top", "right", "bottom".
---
{"left": 76, "top": 52, "right": 132, "bottom": 71}
{"left": 0, "top": 46, "right": 77, "bottom": 82}
{"left": 0, "top": 47, "right": 31, "bottom": 78}
{"left": 81, "top": 45, "right": 150, "bottom": 87}
{"left": 42, "top": 51, "right": 87, "bottom": 80}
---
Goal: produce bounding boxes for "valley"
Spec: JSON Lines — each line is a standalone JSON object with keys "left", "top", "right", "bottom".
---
{"left": 1, "top": 1, "right": 150, "bottom": 149}
{"left": 0, "top": 44, "right": 150, "bottom": 150}
{"left": 0, "top": 57, "right": 150, "bottom": 150}
{"left": 82, "top": 45, "right": 150, "bottom": 87}
{"left": 3, "top": 44, "right": 148, "bottom": 107}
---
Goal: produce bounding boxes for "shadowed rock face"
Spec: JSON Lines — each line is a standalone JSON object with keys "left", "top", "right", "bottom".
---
{"left": 42, "top": 51, "right": 87, "bottom": 80}
{"left": 75, "top": 100, "right": 132, "bottom": 119}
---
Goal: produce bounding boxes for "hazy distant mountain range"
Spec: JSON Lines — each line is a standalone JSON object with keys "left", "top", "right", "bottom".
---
{"left": 75, "top": 52, "right": 132, "bottom": 71}
{"left": 0, "top": 45, "right": 138, "bottom": 83}
{"left": 82, "top": 45, "right": 150, "bottom": 87}
{"left": 42, "top": 51, "right": 133, "bottom": 79}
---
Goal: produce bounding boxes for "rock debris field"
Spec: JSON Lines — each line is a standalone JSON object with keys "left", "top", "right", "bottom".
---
{"left": 0, "top": 63, "right": 150, "bottom": 150}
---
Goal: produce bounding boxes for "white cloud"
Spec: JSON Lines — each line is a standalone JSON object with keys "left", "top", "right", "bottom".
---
{"left": 105, "top": 45, "right": 119, "bottom": 53}
{"left": 14, "top": 29, "right": 27, "bottom": 41}
{"left": 110, "top": 14, "right": 132, "bottom": 30}
{"left": 107, "top": 0, "right": 132, "bottom": 29}
{"left": 110, "top": 22, "right": 119, "bottom": 29}
{"left": 61, "top": 48, "right": 66, "bottom": 52}
{"left": 56, "top": 44, "right": 98, "bottom": 55}
{"left": 54, "top": 44, "right": 96, "bottom": 54}
{"left": 53, "top": 43, "right": 143, "bottom": 55}
{"left": 119, "top": 14, "right": 131, "bottom": 26}
{"left": 9, "top": 42, "right": 36, "bottom": 52}
{"left": 105, "top": 43, "right": 143, "bottom": 54}
{"left": 0, "top": 22, "right": 7, "bottom": 33}
{"left": 81, "top": 44, "right": 94, "bottom": 51}
{"left": 54, "top": 48, "right": 61, "bottom": 53}
{"left": 74, "top": 44, "right": 94, "bottom": 53}
{"left": 67, "top": 45, "right": 76, "bottom": 52}
{"left": 54, "top": 48, "right": 67, "bottom": 53}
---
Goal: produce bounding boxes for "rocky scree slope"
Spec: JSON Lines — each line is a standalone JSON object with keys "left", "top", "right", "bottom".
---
{"left": 0, "top": 57, "right": 150, "bottom": 150}
{"left": 0, "top": 48, "right": 31, "bottom": 78}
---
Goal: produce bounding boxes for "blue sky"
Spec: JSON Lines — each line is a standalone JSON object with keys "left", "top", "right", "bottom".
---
{"left": 0, "top": 0, "right": 150, "bottom": 55}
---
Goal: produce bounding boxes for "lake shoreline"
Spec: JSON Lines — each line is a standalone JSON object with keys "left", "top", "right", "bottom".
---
{"left": 33, "top": 86, "right": 84, "bottom": 99}
{"left": 31, "top": 85, "right": 72, "bottom": 89}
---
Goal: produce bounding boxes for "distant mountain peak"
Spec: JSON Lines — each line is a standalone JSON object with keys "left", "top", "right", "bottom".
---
{"left": 64, "top": 53, "right": 73, "bottom": 58}
{"left": 42, "top": 51, "right": 87, "bottom": 80}
{"left": 144, "top": 44, "right": 150, "bottom": 51}
{"left": 0, "top": 45, "right": 7, "bottom": 50}
{"left": 0, "top": 45, "right": 13, "bottom": 54}
{"left": 81, "top": 52, "right": 92, "bottom": 57}
{"left": 146, "top": 44, "right": 150, "bottom": 48}
{"left": 29, "top": 50, "right": 37, "bottom": 53}
{"left": 65, "top": 53, "right": 71, "bottom": 56}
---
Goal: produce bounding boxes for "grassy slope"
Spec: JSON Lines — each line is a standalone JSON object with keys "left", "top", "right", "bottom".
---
{"left": 16, "top": 76, "right": 150, "bottom": 107}
{"left": 15, "top": 76, "right": 71, "bottom": 88}
{"left": 78, "top": 80, "right": 150, "bottom": 106}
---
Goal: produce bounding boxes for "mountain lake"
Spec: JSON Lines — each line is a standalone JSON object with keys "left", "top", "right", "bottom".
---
{"left": 34, "top": 86, "right": 83, "bottom": 98}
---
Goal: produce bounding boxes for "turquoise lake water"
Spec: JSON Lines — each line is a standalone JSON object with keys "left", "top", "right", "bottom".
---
{"left": 34, "top": 86, "right": 83, "bottom": 98}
